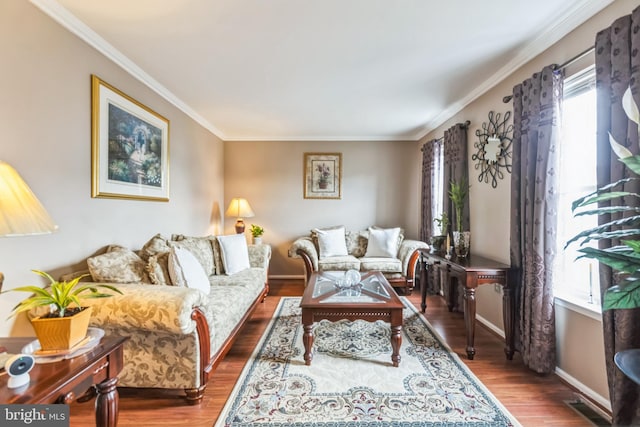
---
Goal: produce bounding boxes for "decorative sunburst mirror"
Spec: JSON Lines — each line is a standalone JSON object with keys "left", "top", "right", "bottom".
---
{"left": 472, "top": 111, "right": 513, "bottom": 188}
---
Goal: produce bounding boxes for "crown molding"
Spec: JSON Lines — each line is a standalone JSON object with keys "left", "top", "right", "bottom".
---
{"left": 31, "top": 0, "right": 612, "bottom": 143}
{"left": 29, "top": 0, "right": 227, "bottom": 141}
{"left": 411, "top": 0, "right": 614, "bottom": 141}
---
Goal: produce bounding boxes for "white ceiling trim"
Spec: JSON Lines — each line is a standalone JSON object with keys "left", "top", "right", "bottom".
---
{"left": 29, "top": 0, "right": 228, "bottom": 141}
{"left": 410, "top": 0, "right": 614, "bottom": 141}
{"left": 31, "top": 0, "right": 613, "bottom": 143}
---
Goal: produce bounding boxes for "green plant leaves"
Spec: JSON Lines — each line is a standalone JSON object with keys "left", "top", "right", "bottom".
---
{"left": 603, "top": 279, "right": 640, "bottom": 310}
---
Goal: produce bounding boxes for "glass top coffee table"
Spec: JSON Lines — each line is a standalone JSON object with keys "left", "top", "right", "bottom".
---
{"left": 300, "top": 270, "right": 404, "bottom": 367}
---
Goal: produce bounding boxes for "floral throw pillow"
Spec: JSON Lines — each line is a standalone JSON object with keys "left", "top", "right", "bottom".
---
{"left": 87, "top": 248, "right": 151, "bottom": 283}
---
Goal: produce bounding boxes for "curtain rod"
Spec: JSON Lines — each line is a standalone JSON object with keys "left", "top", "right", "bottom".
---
{"left": 421, "top": 120, "right": 471, "bottom": 148}
{"left": 502, "top": 45, "right": 595, "bottom": 104}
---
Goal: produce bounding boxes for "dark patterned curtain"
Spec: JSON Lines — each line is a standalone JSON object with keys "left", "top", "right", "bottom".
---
{"left": 595, "top": 6, "right": 640, "bottom": 425}
{"left": 420, "top": 138, "right": 441, "bottom": 243}
{"left": 509, "top": 65, "right": 561, "bottom": 374}
{"left": 443, "top": 123, "right": 470, "bottom": 237}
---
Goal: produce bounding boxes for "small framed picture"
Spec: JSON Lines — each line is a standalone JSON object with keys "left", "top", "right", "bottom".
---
{"left": 303, "top": 153, "right": 342, "bottom": 199}
{"left": 91, "top": 75, "right": 170, "bottom": 201}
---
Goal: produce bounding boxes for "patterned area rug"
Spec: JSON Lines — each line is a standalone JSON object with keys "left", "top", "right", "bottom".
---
{"left": 215, "top": 297, "right": 521, "bottom": 427}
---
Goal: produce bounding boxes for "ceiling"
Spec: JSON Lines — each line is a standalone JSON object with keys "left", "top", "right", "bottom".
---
{"left": 33, "top": 0, "right": 611, "bottom": 141}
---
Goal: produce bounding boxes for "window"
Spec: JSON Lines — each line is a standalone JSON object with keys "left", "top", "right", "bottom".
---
{"left": 554, "top": 65, "right": 600, "bottom": 311}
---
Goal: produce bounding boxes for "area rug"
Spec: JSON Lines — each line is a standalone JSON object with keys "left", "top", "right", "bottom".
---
{"left": 215, "top": 297, "right": 521, "bottom": 427}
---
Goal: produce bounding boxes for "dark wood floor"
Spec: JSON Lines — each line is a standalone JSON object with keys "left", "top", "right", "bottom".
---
{"left": 69, "top": 280, "right": 603, "bottom": 427}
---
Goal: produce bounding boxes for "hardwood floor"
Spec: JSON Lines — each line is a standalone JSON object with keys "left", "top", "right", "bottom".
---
{"left": 69, "top": 280, "right": 603, "bottom": 427}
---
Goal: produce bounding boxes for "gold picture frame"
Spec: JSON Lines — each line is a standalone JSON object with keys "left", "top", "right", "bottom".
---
{"left": 91, "top": 75, "right": 170, "bottom": 201}
{"left": 303, "top": 153, "right": 342, "bottom": 199}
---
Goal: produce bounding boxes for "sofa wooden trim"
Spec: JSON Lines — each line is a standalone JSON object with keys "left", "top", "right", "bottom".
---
{"left": 185, "top": 281, "right": 269, "bottom": 404}
{"left": 296, "top": 248, "right": 422, "bottom": 294}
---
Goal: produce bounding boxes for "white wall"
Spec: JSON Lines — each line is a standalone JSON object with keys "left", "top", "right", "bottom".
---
{"left": 0, "top": 1, "right": 224, "bottom": 337}
{"left": 415, "top": 0, "right": 640, "bottom": 408}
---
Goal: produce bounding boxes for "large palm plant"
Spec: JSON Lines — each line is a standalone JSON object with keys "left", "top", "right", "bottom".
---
{"left": 567, "top": 87, "right": 640, "bottom": 310}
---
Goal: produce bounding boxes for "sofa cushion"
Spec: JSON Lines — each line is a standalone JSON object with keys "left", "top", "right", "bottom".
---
{"left": 88, "top": 248, "right": 151, "bottom": 284}
{"left": 170, "top": 236, "right": 216, "bottom": 276}
{"left": 313, "top": 226, "right": 348, "bottom": 258}
{"left": 217, "top": 234, "right": 250, "bottom": 275}
{"left": 146, "top": 252, "right": 172, "bottom": 285}
{"left": 140, "top": 233, "right": 172, "bottom": 261}
{"left": 168, "top": 246, "right": 210, "bottom": 295}
{"left": 359, "top": 257, "right": 402, "bottom": 273}
{"left": 345, "top": 230, "right": 368, "bottom": 257}
{"left": 318, "top": 255, "right": 360, "bottom": 272}
{"left": 365, "top": 227, "right": 401, "bottom": 258}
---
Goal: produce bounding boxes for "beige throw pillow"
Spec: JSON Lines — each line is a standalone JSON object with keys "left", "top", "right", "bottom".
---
{"left": 88, "top": 248, "right": 150, "bottom": 283}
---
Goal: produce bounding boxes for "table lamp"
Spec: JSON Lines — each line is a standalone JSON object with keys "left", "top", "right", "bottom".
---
{"left": 0, "top": 161, "right": 58, "bottom": 291}
{"left": 225, "top": 198, "right": 254, "bottom": 234}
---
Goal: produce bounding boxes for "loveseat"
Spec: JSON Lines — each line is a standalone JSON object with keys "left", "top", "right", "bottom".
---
{"left": 288, "top": 226, "right": 427, "bottom": 293}
{"left": 65, "top": 233, "right": 270, "bottom": 404}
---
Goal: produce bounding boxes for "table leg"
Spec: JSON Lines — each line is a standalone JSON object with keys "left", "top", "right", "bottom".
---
{"left": 420, "top": 258, "right": 428, "bottom": 313}
{"left": 502, "top": 285, "right": 515, "bottom": 360}
{"left": 463, "top": 287, "right": 476, "bottom": 360}
{"left": 303, "top": 324, "right": 314, "bottom": 365}
{"left": 95, "top": 377, "right": 118, "bottom": 427}
{"left": 390, "top": 325, "right": 402, "bottom": 367}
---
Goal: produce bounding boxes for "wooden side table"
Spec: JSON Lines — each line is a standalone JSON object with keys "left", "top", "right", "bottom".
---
{"left": 419, "top": 250, "right": 515, "bottom": 360}
{"left": 0, "top": 335, "right": 128, "bottom": 427}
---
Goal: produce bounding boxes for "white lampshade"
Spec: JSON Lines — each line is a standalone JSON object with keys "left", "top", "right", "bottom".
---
{"left": 0, "top": 161, "right": 58, "bottom": 237}
{"left": 225, "top": 198, "right": 255, "bottom": 219}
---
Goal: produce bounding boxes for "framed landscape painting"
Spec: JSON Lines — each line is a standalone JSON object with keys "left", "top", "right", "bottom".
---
{"left": 303, "top": 152, "right": 342, "bottom": 199}
{"left": 91, "top": 75, "right": 170, "bottom": 201}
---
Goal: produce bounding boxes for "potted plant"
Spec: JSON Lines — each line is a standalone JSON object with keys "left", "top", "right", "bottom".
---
{"left": 449, "top": 176, "right": 471, "bottom": 257}
{"left": 4, "top": 270, "right": 122, "bottom": 350}
{"left": 250, "top": 224, "right": 265, "bottom": 245}
{"left": 430, "top": 213, "right": 449, "bottom": 253}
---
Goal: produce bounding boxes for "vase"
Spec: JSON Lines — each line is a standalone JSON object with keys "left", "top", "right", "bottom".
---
{"left": 30, "top": 306, "right": 92, "bottom": 350}
{"left": 253, "top": 236, "right": 263, "bottom": 245}
{"left": 453, "top": 231, "right": 470, "bottom": 258}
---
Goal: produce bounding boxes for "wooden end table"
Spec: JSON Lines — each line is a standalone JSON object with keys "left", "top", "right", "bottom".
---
{"left": 0, "top": 334, "right": 128, "bottom": 427}
{"left": 300, "top": 271, "right": 404, "bottom": 367}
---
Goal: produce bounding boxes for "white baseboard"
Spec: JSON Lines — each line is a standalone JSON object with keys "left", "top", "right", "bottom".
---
{"left": 476, "top": 314, "right": 505, "bottom": 339}
{"left": 555, "top": 367, "right": 612, "bottom": 415}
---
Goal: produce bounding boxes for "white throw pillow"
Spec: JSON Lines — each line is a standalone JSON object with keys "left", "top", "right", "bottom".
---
{"left": 168, "top": 246, "right": 210, "bottom": 295}
{"left": 217, "top": 234, "right": 251, "bottom": 275}
{"left": 314, "top": 227, "right": 349, "bottom": 258}
{"left": 365, "top": 227, "right": 401, "bottom": 258}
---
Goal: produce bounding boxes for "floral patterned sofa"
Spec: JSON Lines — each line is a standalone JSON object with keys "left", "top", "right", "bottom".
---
{"left": 288, "top": 226, "right": 427, "bottom": 294}
{"left": 65, "top": 233, "right": 270, "bottom": 404}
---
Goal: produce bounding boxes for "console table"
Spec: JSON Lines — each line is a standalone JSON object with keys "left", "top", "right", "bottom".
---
{"left": 0, "top": 335, "right": 128, "bottom": 427}
{"left": 419, "top": 250, "right": 515, "bottom": 360}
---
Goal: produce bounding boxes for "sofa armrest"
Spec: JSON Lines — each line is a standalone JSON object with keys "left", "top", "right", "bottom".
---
{"left": 85, "top": 282, "right": 210, "bottom": 335}
{"left": 288, "top": 237, "right": 318, "bottom": 270}
{"left": 248, "top": 244, "right": 271, "bottom": 269}
{"left": 398, "top": 239, "right": 429, "bottom": 278}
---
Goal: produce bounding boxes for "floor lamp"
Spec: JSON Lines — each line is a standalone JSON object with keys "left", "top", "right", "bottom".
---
{"left": 0, "top": 161, "right": 58, "bottom": 291}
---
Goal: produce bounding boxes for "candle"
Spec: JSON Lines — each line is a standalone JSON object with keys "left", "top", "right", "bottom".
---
{"left": 446, "top": 234, "right": 450, "bottom": 251}
{"left": 588, "top": 263, "right": 594, "bottom": 304}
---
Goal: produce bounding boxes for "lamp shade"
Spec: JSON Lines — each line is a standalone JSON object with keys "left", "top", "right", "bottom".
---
{"left": 225, "top": 198, "right": 255, "bottom": 219}
{"left": 0, "top": 161, "right": 58, "bottom": 237}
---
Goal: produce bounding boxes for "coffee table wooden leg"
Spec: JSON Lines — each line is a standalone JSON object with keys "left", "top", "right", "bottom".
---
{"left": 303, "top": 324, "right": 314, "bottom": 365}
{"left": 391, "top": 325, "right": 402, "bottom": 367}
{"left": 95, "top": 377, "right": 118, "bottom": 427}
